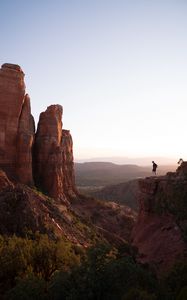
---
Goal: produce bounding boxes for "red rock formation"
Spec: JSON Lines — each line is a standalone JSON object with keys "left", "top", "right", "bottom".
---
{"left": 62, "top": 129, "right": 76, "bottom": 197}
{"left": 33, "top": 106, "right": 76, "bottom": 201}
{"left": 16, "top": 94, "right": 35, "bottom": 185}
{"left": 0, "top": 63, "right": 76, "bottom": 200}
{"left": 0, "top": 63, "right": 34, "bottom": 184}
{"left": 33, "top": 105, "right": 63, "bottom": 198}
{"left": 131, "top": 164, "right": 187, "bottom": 274}
{"left": 0, "top": 169, "right": 14, "bottom": 190}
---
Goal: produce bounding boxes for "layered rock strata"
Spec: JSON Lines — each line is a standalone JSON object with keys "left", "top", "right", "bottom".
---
{"left": 131, "top": 163, "right": 187, "bottom": 274}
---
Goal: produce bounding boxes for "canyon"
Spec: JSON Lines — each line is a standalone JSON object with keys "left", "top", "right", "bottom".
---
{"left": 0, "top": 63, "right": 186, "bottom": 276}
{"left": 0, "top": 63, "right": 135, "bottom": 247}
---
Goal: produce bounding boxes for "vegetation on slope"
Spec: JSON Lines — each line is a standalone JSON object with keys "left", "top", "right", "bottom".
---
{"left": 0, "top": 233, "right": 186, "bottom": 300}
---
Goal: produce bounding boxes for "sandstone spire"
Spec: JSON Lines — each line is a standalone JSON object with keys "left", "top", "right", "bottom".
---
{"left": 0, "top": 63, "right": 76, "bottom": 201}
{"left": 0, "top": 63, "right": 34, "bottom": 184}
{"left": 33, "top": 105, "right": 76, "bottom": 201}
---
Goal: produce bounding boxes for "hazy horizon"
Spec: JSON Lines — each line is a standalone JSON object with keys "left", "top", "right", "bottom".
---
{"left": 75, "top": 155, "right": 178, "bottom": 166}
{"left": 1, "top": 1, "right": 187, "bottom": 160}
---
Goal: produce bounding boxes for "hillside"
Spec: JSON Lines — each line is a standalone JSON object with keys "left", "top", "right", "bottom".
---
{"left": 76, "top": 162, "right": 176, "bottom": 212}
{"left": 91, "top": 179, "right": 139, "bottom": 211}
{"left": 75, "top": 162, "right": 176, "bottom": 187}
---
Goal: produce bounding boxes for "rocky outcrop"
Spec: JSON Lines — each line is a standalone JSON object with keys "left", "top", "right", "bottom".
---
{"left": 62, "top": 130, "right": 76, "bottom": 197}
{"left": 0, "top": 172, "right": 94, "bottom": 246}
{"left": 0, "top": 63, "right": 76, "bottom": 201}
{"left": 71, "top": 196, "right": 137, "bottom": 246}
{"left": 33, "top": 105, "right": 64, "bottom": 199}
{"left": 0, "top": 169, "right": 136, "bottom": 247}
{"left": 16, "top": 94, "right": 35, "bottom": 185}
{"left": 131, "top": 163, "right": 187, "bottom": 274}
{"left": 0, "top": 64, "right": 34, "bottom": 185}
{"left": 33, "top": 106, "right": 76, "bottom": 202}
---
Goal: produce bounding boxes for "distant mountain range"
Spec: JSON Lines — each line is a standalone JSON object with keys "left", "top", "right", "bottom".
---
{"left": 75, "top": 156, "right": 178, "bottom": 166}
{"left": 75, "top": 161, "right": 176, "bottom": 187}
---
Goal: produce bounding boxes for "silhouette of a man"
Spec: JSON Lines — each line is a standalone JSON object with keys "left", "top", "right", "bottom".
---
{"left": 152, "top": 161, "right": 158, "bottom": 175}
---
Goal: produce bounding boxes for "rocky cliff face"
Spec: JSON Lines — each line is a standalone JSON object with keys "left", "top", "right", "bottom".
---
{"left": 131, "top": 163, "right": 187, "bottom": 274}
{"left": 16, "top": 94, "right": 35, "bottom": 185}
{"left": 62, "top": 129, "right": 76, "bottom": 197}
{"left": 0, "top": 63, "right": 137, "bottom": 247}
{"left": 33, "top": 106, "right": 76, "bottom": 201}
{"left": 0, "top": 63, "right": 34, "bottom": 185}
{"left": 0, "top": 63, "right": 76, "bottom": 201}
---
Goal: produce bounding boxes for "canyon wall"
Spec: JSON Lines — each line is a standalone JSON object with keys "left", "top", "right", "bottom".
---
{"left": 131, "top": 163, "right": 187, "bottom": 273}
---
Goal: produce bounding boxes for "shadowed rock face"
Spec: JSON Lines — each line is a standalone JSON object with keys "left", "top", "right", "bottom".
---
{"left": 62, "top": 129, "right": 76, "bottom": 197}
{"left": 0, "top": 63, "right": 34, "bottom": 184}
{"left": 131, "top": 163, "right": 187, "bottom": 274}
{"left": 16, "top": 94, "right": 35, "bottom": 185}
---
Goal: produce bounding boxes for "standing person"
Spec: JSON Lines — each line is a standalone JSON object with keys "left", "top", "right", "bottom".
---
{"left": 177, "top": 158, "right": 183, "bottom": 165}
{"left": 152, "top": 161, "right": 158, "bottom": 175}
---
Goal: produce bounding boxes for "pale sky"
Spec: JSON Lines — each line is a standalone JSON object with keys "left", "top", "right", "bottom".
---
{"left": 1, "top": 0, "right": 187, "bottom": 161}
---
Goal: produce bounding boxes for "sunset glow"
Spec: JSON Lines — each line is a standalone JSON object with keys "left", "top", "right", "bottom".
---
{"left": 1, "top": 0, "right": 187, "bottom": 163}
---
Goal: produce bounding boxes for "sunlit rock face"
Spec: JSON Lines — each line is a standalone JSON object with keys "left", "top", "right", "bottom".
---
{"left": 131, "top": 163, "right": 187, "bottom": 274}
{"left": 33, "top": 106, "right": 76, "bottom": 202}
{"left": 33, "top": 105, "right": 64, "bottom": 199}
{"left": 0, "top": 63, "right": 76, "bottom": 201}
{"left": 0, "top": 63, "right": 34, "bottom": 184}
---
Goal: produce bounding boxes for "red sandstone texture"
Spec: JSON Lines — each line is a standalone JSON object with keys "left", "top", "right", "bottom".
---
{"left": 0, "top": 170, "right": 14, "bottom": 190}
{"left": 62, "top": 129, "right": 76, "bottom": 197}
{"left": 0, "top": 63, "right": 76, "bottom": 202}
{"left": 0, "top": 63, "right": 34, "bottom": 184}
{"left": 33, "top": 106, "right": 76, "bottom": 202}
{"left": 16, "top": 94, "right": 35, "bottom": 185}
{"left": 33, "top": 105, "right": 64, "bottom": 199}
{"left": 131, "top": 163, "right": 187, "bottom": 274}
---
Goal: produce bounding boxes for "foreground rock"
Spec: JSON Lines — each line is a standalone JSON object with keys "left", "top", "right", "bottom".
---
{"left": 70, "top": 195, "right": 137, "bottom": 246}
{"left": 0, "top": 170, "right": 136, "bottom": 247}
{"left": 131, "top": 162, "right": 187, "bottom": 274}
